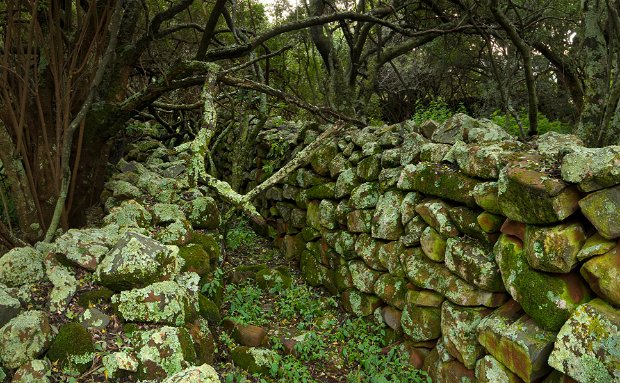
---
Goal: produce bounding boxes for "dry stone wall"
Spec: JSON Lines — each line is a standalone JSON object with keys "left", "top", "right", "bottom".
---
{"left": 259, "top": 114, "right": 620, "bottom": 383}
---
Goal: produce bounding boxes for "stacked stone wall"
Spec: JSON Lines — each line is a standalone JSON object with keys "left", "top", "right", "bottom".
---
{"left": 259, "top": 114, "right": 620, "bottom": 383}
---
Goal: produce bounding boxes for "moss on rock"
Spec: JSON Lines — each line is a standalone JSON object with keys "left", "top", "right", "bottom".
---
{"left": 47, "top": 323, "right": 94, "bottom": 373}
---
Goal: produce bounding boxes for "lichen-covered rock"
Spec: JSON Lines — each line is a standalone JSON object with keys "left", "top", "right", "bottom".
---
{"left": 401, "top": 192, "right": 423, "bottom": 226}
{"left": 401, "top": 216, "right": 428, "bottom": 247}
{"left": 354, "top": 233, "right": 385, "bottom": 271}
{"left": 371, "top": 190, "right": 404, "bottom": 240}
{"left": 231, "top": 347, "right": 279, "bottom": 375}
{"left": 0, "top": 310, "right": 53, "bottom": 369}
{"left": 406, "top": 289, "right": 445, "bottom": 307}
{"left": 296, "top": 168, "right": 327, "bottom": 188}
{"left": 47, "top": 322, "right": 94, "bottom": 372}
{"left": 106, "top": 179, "right": 142, "bottom": 200}
{"left": 472, "top": 182, "right": 502, "bottom": 214}
{"left": 112, "top": 281, "right": 193, "bottom": 325}
{"left": 347, "top": 209, "right": 373, "bottom": 233}
{"left": 0, "top": 284, "right": 21, "bottom": 327}
{"left": 415, "top": 199, "right": 459, "bottom": 238}
{"left": 401, "top": 303, "right": 441, "bottom": 342}
{"left": 449, "top": 206, "right": 498, "bottom": 245}
{"left": 497, "top": 165, "right": 580, "bottom": 224}
{"left": 377, "top": 241, "right": 406, "bottom": 276}
{"left": 523, "top": 222, "right": 586, "bottom": 273}
{"left": 79, "top": 307, "right": 110, "bottom": 330}
{"left": 95, "top": 232, "right": 180, "bottom": 290}
{"left": 580, "top": 244, "right": 620, "bottom": 306}
{"left": 152, "top": 203, "right": 187, "bottom": 225}
{"left": 357, "top": 155, "right": 381, "bottom": 180}
{"left": 577, "top": 232, "right": 617, "bottom": 261}
{"left": 300, "top": 250, "right": 330, "bottom": 287}
{"left": 305, "top": 200, "right": 321, "bottom": 230}
{"left": 441, "top": 301, "right": 492, "bottom": 369}
{"left": 423, "top": 342, "right": 477, "bottom": 383}
{"left": 477, "top": 211, "right": 504, "bottom": 234}
{"left": 373, "top": 273, "right": 408, "bottom": 309}
{"left": 319, "top": 199, "right": 338, "bottom": 229}
{"left": 185, "top": 317, "right": 216, "bottom": 365}
{"left": 335, "top": 168, "right": 362, "bottom": 199}
{"left": 161, "top": 364, "right": 221, "bottom": 383}
{"left": 535, "top": 132, "right": 583, "bottom": 159}
{"left": 179, "top": 244, "right": 210, "bottom": 277}
{"left": 155, "top": 219, "right": 192, "bottom": 245}
{"left": 255, "top": 267, "right": 292, "bottom": 290}
{"left": 448, "top": 140, "right": 521, "bottom": 179}
{"left": 329, "top": 153, "right": 352, "bottom": 178}
{"left": 420, "top": 226, "right": 447, "bottom": 262}
{"left": 349, "top": 182, "right": 380, "bottom": 209}
{"left": 341, "top": 288, "right": 381, "bottom": 316}
{"left": 432, "top": 113, "right": 507, "bottom": 144}
{"left": 102, "top": 351, "right": 139, "bottom": 379}
{"left": 348, "top": 260, "right": 382, "bottom": 294}
{"left": 419, "top": 143, "right": 451, "bottom": 162}
{"left": 12, "top": 359, "right": 51, "bottom": 383}
{"left": 323, "top": 230, "right": 357, "bottom": 259}
{"left": 475, "top": 355, "right": 523, "bottom": 383}
{"left": 103, "top": 199, "right": 152, "bottom": 228}
{"left": 187, "top": 232, "right": 220, "bottom": 267}
{"left": 495, "top": 234, "right": 592, "bottom": 331}
{"left": 403, "top": 247, "right": 507, "bottom": 307}
{"left": 548, "top": 298, "right": 619, "bottom": 383}
{"left": 0, "top": 247, "right": 44, "bottom": 287}
{"left": 477, "top": 300, "right": 556, "bottom": 382}
{"left": 334, "top": 264, "right": 354, "bottom": 292}
{"left": 311, "top": 141, "right": 338, "bottom": 176}
{"left": 44, "top": 256, "right": 78, "bottom": 313}
{"left": 445, "top": 237, "right": 504, "bottom": 292}
{"left": 398, "top": 162, "right": 480, "bottom": 207}
{"left": 305, "top": 182, "right": 336, "bottom": 199}
{"left": 578, "top": 184, "right": 620, "bottom": 239}
{"left": 381, "top": 148, "right": 401, "bottom": 168}
{"left": 132, "top": 326, "right": 197, "bottom": 380}
{"left": 400, "top": 131, "right": 428, "bottom": 165}
{"left": 53, "top": 225, "right": 122, "bottom": 271}
{"left": 561, "top": 145, "right": 620, "bottom": 192}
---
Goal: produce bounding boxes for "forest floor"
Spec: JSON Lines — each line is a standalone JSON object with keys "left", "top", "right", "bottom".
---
{"left": 213, "top": 221, "right": 430, "bottom": 383}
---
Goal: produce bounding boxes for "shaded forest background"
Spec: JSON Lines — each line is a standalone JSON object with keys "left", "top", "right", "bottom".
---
{"left": 1, "top": 0, "right": 619, "bottom": 246}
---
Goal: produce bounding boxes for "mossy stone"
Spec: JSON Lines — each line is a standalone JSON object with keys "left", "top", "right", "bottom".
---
{"left": 76, "top": 287, "right": 114, "bottom": 307}
{"left": 472, "top": 182, "right": 502, "bottom": 214}
{"left": 198, "top": 294, "right": 221, "bottom": 325}
{"left": 47, "top": 322, "right": 95, "bottom": 373}
{"left": 179, "top": 244, "right": 211, "bottom": 276}
{"left": 420, "top": 226, "right": 446, "bottom": 262}
{"left": 231, "top": 346, "right": 279, "bottom": 374}
{"left": 305, "top": 183, "right": 336, "bottom": 200}
{"left": 357, "top": 155, "right": 381, "bottom": 180}
{"left": 188, "top": 232, "right": 221, "bottom": 268}
{"left": 255, "top": 268, "right": 292, "bottom": 290}
{"left": 578, "top": 184, "right": 620, "bottom": 239}
{"left": 477, "top": 212, "right": 504, "bottom": 234}
{"left": 349, "top": 182, "right": 380, "bottom": 209}
{"left": 523, "top": 222, "right": 586, "bottom": 273}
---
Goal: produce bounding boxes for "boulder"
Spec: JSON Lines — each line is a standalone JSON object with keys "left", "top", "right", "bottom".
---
{"left": 477, "top": 300, "right": 556, "bottom": 382}
{"left": 161, "top": 364, "right": 221, "bottom": 383}
{"left": 133, "top": 326, "right": 197, "bottom": 381}
{"left": 578, "top": 184, "right": 620, "bottom": 239}
{"left": 319, "top": 199, "right": 338, "bottom": 229}
{"left": 561, "top": 145, "right": 620, "bottom": 192}
{"left": 47, "top": 322, "right": 94, "bottom": 372}
{"left": 349, "top": 182, "right": 380, "bottom": 209}
{"left": 576, "top": 232, "right": 617, "bottom": 261}
{"left": 95, "top": 232, "right": 180, "bottom": 290}
{"left": 448, "top": 140, "right": 521, "bottom": 179}
{"left": 347, "top": 210, "right": 373, "bottom": 233}
{"left": 523, "top": 222, "right": 586, "bottom": 273}
{"left": 401, "top": 192, "right": 423, "bottom": 226}
{"left": 348, "top": 260, "right": 382, "bottom": 294}
{"left": 0, "top": 247, "right": 44, "bottom": 287}
{"left": 0, "top": 284, "right": 21, "bottom": 327}
{"left": 472, "top": 182, "right": 502, "bottom": 214}
{"left": 356, "top": 155, "right": 381, "bottom": 180}
{"left": 103, "top": 199, "right": 152, "bottom": 228}
{"left": 373, "top": 273, "right": 408, "bottom": 309}
{"left": 0, "top": 310, "right": 53, "bottom": 369}
{"left": 377, "top": 240, "right": 406, "bottom": 276}
{"left": 494, "top": 234, "right": 592, "bottom": 331}
{"left": 53, "top": 225, "right": 121, "bottom": 271}
{"left": 548, "top": 299, "right": 620, "bottom": 383}
{"left": 182, "top": 196, "right": 221, "bottom": 230}
{"left": 420, "top": 227, "right": 446, "bottom": 262}
{"left": 449, "top": 206, "right": 498, "bottom": 245}
{"left": 12, "top": 359, "right": 51, "bottom": 383}
{"left": 341, "top": 289, "right": 381, "bottom": 316}
{"left": 431, "top": 113, "right": 512, "bottom": 144}
{"left": 310, "top": 141, "right": 338, "bottom": 176}
{"left": 355, "top": 233, "right": 385, "bottom": 271}
{"left": 335, "top": 168, "right": 362, "bottom": 199}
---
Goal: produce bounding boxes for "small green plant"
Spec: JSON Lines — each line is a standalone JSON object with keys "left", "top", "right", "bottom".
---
{"left": 226, "top": 221, "right": 258, "bottom": 250}
{"left": 490, "top": 109, "right": 572, "bottom": 136}
{"left": 410, "top": 98, "right": 465, "bottom": 125}
{"left": 225, "top": 282, "right": 268, "bottom": 325}
{"left": 201, "top": 267, "right": 224, "bottom": 297}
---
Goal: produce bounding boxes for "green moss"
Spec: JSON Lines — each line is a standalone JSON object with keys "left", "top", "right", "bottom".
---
{"left": 123, "top": 323, "right": 139, "bottom": 335}
{"left": 305, "top": 182, "right": 336, "bottom": 199}
{"left": 255, "top": 268, "right": 292, "bottom": 290}
{"left": 198, "top": 294, "right": 221, "bottom": 325}
{"left": 47, "top": 323, "right": 94, "bottom": 372}
{"left": 188, "top": 232, "right": 221, "bottom": 268}
{"left": 76, "top": 287, "right": 114, "bottom": 307}
{"left": 179, "top": 244, "right": 210, "bottom": 276}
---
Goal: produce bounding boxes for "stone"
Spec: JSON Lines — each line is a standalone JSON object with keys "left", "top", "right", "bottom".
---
{"left": 477, "top": 300, "right": 556, "bottom": 382}
{"left": 103, "top": 199, "right": 152, "bottom": 228}
{"left": 472, "top": 182, "right": 502, "bottom": 214}
{"left": 341, "top": 289, "right": 381, "bottom": 316}
{"left": 355, "top": 233, "right": 385, "bottom": 271}
{"left": 494, "top": 234, "right": 592, "bottom": 331}
{"left": 132, "top": 326, "right": 197, "bottom": 381}
{"left": 305, "top": 182, "right": 336, "bottom": 199}
{"left": 161, "top": 364, "right": 221, "bottom": 383}
{"left": 419, "top": 119, "right": 439, "bottom": 138}
{"left": 300, "top": 250, "right": 330, "bottom": 287}
{"left": 112, "top": 281, "right": 193, "bottom": 325}
{"left": 500, "top": 219, "right": 526, "bottom": 240}
{"left": 12, "top": 359, "right": 51, "bottom": 383}
{"left": 406, "top": 289, "right": 445, "bottom": 307}
{"left": 152, "top": 203, "right": 186, "bottom": 225}
{"left": 401, "top": 303, "right": 441, "bottom": 342}
{"left": 0, "top": 284, "right": 21, "bottom": 327}
{"left": 349, "top": 260, "right": 382, "bottom": 294}
{"left": 400, "top": 216, "right": 428, "bottom": 247}
{"left": 523, "top": 222, "right": 586, "bottom": 273}
{"left": 448, "top": 140, "right": 521, "bottom": 179}
{"left": 305, "top": 200, "right": 321, "bottom": 230}
{"left": 372, "top": 190, "right": 404, "bottom": 240}
{"left": 53, "top": 226, "right": 121, "bottom": 271}
{"left": 185, "top": 317, "right": 216, "bottom": 365}
{"left": 381, "top": 306, "right": 403, "bottom": 333}
{"left": 400, "top": 131, "right": 428, "bottom": 165}
{"left": 47, "top": 322, "right": 94, "bottom": 372}
{"left": 106, "top": 179, "right": 142, "bottom": 200}
{"left": 179, "top": 244, "right": 210, "bottom": 276}
{"left": 578, "top": 184, "right": 620, "bottom": 239}
{"left": 95, "top": 232, "right": 180, "bottom": 291}
{"left": 373, "top": 273, "right": 408, "bottom": 309}
{"left": 347, "top": 209, "right": 373, "bottom": 233}
{"left": 475, "top": 355, "right": 523, "bottom": 383}
{"left": 255, "top": 267, "right": 292, "bottom": 290}
{"left": 477, "top": 211, "right": 504, "bottom": 234}
{"left": 323, "top": 230, "right": 357, "bottom": 259}
{"left": 398, "top": 162, "right": 480, "bottom": 207}
{"left": 296, "top": 168, "right": 326, "bottom": 188}
{"left": 381, "top": 148, "right": 402, "bottom": 167}
{"left": 535, "top": 132, "right": 583, "bottom": 159}
{"left": 44, "top": 255, "right": 78, "bottom": 313}
{"left": 226, "top": 321, "right": 268, "bottom": 347}
{"left": 377, "top": 241, "right": 406, "bottom": 276}
{"left": 420, "top": 226, "right": 446, "bottom": 262}
{"left": 401, "top": 192, "right": 423, "bottom": 226}
{"left": 155, "top": 219, "right": 192, "bottom": 245}
{"left": 79, "top": 307, "right": 110, "bottom": 330}
{"left": 561, "top": 145, "right": 620, "bottom": 192}
{"left": 335, "top": 168, "right": 362, "bottom": 198}
{"left": 548, "top": 298, "right": 620, "bottom": 383}
{"left": 329, "top": 153, "right": 352, "bottom": 178}
{"left": 424, "top": 346, "right": 477, "bottom": 383}
{"left": 102, "top": 351, "right": 139, "bottom": 379}
{"left": 441, "top": 301, "right": 493, "bottom": 369}
{"left": 0, "top": 247, "right": 44, "bottom": 287}
{"left": 183, "top": 196, "right": 221, "bottom": 230}
{"left": 231, "top": 346, "right": 279, "bottom": 375}
{"left": 415, "top": 199, "right": 459, "bottom": 238}
{"left": 445, "top": 237, "right": 505, "bottom": 292}
{"left": 0, "top": 310, "right": 53, "bottom": 369}
{"left": 577, "top": 232, "right": 617, "bottom": 261}
{"left": 403, "top": 247, "right": 507, "bottom": 307}
{"left": 542, "top": 370, "right": 578, "bottom": 383}
{"left": 362, "top": 141, "right": 382, "bottom": 156}
{"left": 419, "top": 143, "right": 451, "bottom": 162}
{"left": 319, "top": 199, "right": 338, "bottom": 229}
{"left": 432, "top": 113, "right": 513, "bottom": 144}
{"left": 349, "top": 182, "right": 380, "bottom": 209}
{"left": 280, "top": 234, "right": 305, "bottom": 260}
{"left": 310, "top": 141, "right": 338, "bottom": 176}
{"left": 357, "top": 155, "right": 381, "bottom": 180}
{"left": 580, "top": 244, "right": 620, "bottom": 306}
{"left": 497, "top": 164, "right": 580, "bottom": 224}
{"left": 334, "top": 264, "right": 354, "bottom": 292}
{"left": 449, "top": 206, "right": 498, "bottom": 245}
